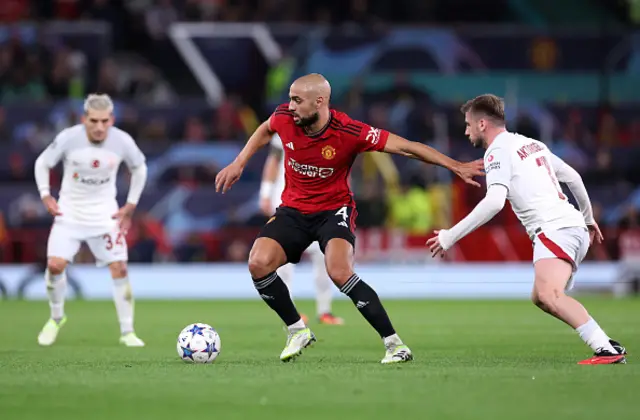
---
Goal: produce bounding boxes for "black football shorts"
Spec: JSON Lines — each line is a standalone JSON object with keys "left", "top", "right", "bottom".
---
{"left": 257, "top": 206, "right": 357, "bottom": 263}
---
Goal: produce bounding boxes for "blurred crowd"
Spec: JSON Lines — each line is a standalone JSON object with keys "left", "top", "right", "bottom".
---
{"left": 2, "top": 0, "right": 636, "bottom": 27}
{"left": 1, "top": 0, "right": 640, "bottom": 264}
{"left": 0, "top": 0, "right": 517, "bottom": 25}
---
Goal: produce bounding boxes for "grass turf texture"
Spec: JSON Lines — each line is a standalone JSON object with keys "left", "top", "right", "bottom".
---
{"left": 0, "top": 298, "right": 638, "bottom": 420}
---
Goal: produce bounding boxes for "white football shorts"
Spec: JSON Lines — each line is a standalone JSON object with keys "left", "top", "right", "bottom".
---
{"left": 47, "top": 221, "right": 128, "bottom": 267}
{"left": 533, "top": 226, "right": 590, "bottom": 290}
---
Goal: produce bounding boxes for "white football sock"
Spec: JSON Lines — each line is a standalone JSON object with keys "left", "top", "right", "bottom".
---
{"left": 46, "top": 269, "right": 67, "bottom": 321}
{"left": 311, "top": 249, "right": 332, "bottom": 316}
{"left": 287, "top": 319, "right": 306, "bottom": 333}
{"left": 576, "top": 318, "right": 616, "bottom": 353}
{"left": 383, "top": 334, "right": 403, "bottom": 347}
{"left": 112, "top": 277, "right": 134, "bottom": 335}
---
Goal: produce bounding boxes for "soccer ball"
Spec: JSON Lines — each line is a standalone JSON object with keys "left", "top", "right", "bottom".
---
{"left": 177, "top": 323, "right": 221, "bottom": 364}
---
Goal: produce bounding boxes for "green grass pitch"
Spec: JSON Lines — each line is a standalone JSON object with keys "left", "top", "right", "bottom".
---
{"left": 0, "top": 298, "right": 638, "bottom": 420}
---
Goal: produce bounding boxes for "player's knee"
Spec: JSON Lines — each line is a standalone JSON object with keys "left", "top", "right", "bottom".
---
{"left": 109, "top": 261, "right": 128, "bottom": 279}
{"left": 47, "top": 258, "right": 67, "bottom": 275}
{"left": 248, "top": 239, "right": 286, "bottom": 278}
{"left": 326, "top": 264, "right": 353, "bottom": 286}
{"left": 531, "top": 290, "right": 544, "bottom": 309}
{"left": 531, "top": 286, "right": 562, "bottom": 310}
{"left": 248, "top": 252, "right": 276, "bottom": 278}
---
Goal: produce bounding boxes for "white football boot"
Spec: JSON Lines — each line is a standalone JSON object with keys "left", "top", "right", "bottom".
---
{"left": 37, "top": 316, "right": 67, "bottom": 346}
{"left": 119, "top": 332, "right": 145, "bottom": 347}
{"left": 280, "top": 328, "right": 316, "bottom": 362}
{"left": 381, "top": 342, "right": 413, "bottom": 364}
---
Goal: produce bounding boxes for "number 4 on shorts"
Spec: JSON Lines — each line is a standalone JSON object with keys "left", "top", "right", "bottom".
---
{"left": 336, "top": 207, "right": 349, "bottom": 228}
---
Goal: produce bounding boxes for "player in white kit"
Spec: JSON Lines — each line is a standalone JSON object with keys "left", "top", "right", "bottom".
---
{"left": 427, "top": 94, "right": 627, "bottom": 365}
{"left": 34, "top": 94, "right": 148, "bottom": 347}
{"left": 258, "top": 133, "right": 344, "bottom": 325}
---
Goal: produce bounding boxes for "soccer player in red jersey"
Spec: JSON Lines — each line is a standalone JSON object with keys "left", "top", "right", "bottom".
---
{"left": 216, "top": 73, "right": 484, "bottom": 363}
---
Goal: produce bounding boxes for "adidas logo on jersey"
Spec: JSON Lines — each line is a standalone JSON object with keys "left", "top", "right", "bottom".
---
{"left": 286, "top": 142, "right": 294, "bottom": 150}
{"left": 338, "top": 221, "right": 348, "bottom": 228}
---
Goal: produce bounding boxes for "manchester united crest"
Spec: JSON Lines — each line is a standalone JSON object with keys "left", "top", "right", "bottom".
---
{"left": 321, "top": 145, "right": 336, "bottom": 160}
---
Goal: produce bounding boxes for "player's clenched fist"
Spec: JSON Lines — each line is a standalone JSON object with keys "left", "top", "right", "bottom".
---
{"left": 42, "top": 195, "right": 62, "bottom": 216}
{"left": 215, "top": 162, "right": 244, "bottom": 194}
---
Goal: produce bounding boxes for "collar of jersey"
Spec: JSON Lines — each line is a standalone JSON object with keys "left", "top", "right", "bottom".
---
{"left": 493, "top": 130, "right": 510, "bottom": 144}
{"left": 303, "top": 113, "right": 333, "bottom": 140}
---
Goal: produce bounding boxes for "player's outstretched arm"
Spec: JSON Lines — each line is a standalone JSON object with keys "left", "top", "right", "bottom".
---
{"left": 427, "top": 185, "right": 508, "bottom": 257}
{"left": 427, "top": 146, "right": 511, "bottom": 257}
{"left": 383, "top": 133, "right": 485, "bottom": 187}
{"left": 549, "top": 153, "right": 603, "bottom": 243}
{"left": 215, "top": 120, "right": 274, "bottom": 193}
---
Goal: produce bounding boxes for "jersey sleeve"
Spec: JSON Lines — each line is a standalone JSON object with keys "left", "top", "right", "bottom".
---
{"left": 122, "top": 133, "right": 146, "bottom": 168}
{"left": 269, "top": 104, "right": 291, "bottom": 134}
{"left": 484, "top": 147, "right": 511, "bottom": 191}
{"left": 350, "top": 120, "right": 390, "bottom": 153}
{"left": 39, "top": 130, "right": 70, "bottom": 167}
{"left": 549, "top": 153, "right": 571, "bottom": 181}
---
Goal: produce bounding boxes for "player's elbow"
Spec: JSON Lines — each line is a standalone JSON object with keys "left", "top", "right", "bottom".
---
{"left": 397, "top": 139, "right": 419, "bottom": 157}
{"left": 34, "top": 155, "right": 48, "bottom": 171}
{"left": 557, "top": 164, "right": 582, "bottom": 185}
{"left": 480, "top": 199, "right": 505, "bottom": 220}
{"left": 485, "top": 188, "right": 507, "bottom": 215}
{"left": 490, "top": 198, "right": 506, "bottom": 213}
{"left": 131, "top": 163, "right": 148, "bottom": 179}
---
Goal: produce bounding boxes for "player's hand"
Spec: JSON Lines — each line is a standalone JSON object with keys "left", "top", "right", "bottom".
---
{"left": 42, "top": 195, "right": 62, "bottom": 216}
{"left": 259, "top": 197, "right": 273, "bottom": 216}
{"left": 426, "top": 230, "right": 446, "bottom": 258}
{"left": 453, "top": 159, "right": 485, "bottom": 188}
{"left": 587, "top": 223, "right": 604, "bottom": 245}
{"left": 112, "top": 203, "right": 135, "bottom": 234}
{"left": 215, "top": 162, "right": 244, "bottom": 194}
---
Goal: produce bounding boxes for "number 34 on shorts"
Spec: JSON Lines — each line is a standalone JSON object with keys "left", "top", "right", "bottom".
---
{"left": 47, "top": 223, "right": 128, "bottom": 266}
{"left": 103, "top": 232, "right": 124, "bottom": 250}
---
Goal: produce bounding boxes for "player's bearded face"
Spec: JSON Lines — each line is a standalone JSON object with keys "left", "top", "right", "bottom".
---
{"left": 82, "top": 110, "right": 114, "bottom": 143}
{"left": 288, "top": 92, "right": 320, "bottom": 127}
{"left": 464, "top": 113, "right": 485, "bottom": 148}
{"left": 292, "top": 111, "right": 319, "bottom": 127}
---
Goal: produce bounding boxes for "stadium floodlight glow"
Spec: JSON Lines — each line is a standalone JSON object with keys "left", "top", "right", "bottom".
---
{"left": 168, "top": 23, "right": 283, "bottom": 106}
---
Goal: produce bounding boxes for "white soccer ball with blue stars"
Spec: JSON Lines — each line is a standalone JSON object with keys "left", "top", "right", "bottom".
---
{"left": 177, "top": 323, "right": 221, "bottom": 363}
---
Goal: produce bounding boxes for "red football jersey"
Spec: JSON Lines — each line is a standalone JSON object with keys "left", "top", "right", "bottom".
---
{"left": 270, "top": 104, "right": 389, "bottom": 214}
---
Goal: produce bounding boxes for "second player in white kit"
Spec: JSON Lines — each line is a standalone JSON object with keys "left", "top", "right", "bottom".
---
{"left": 258, "top": 134, "right": 344, "bottom": 325}
{"left": 34, "top": 94, "right": 148, "bottom": 347}
{"left": 427, "top": 94, "right": 627, "bottom": 365}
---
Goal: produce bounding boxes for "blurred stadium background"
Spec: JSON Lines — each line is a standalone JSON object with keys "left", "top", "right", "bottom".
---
{"left": 0, "top": 0, "right": 640, "bottom": 299}
{"left": 2, "top": 2, "right": 640, "bottom": 420}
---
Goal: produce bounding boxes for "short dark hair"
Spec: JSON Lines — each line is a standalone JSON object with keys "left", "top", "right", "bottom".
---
{"left": 460, "top": 94, "right": 505, "bottom": 123}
